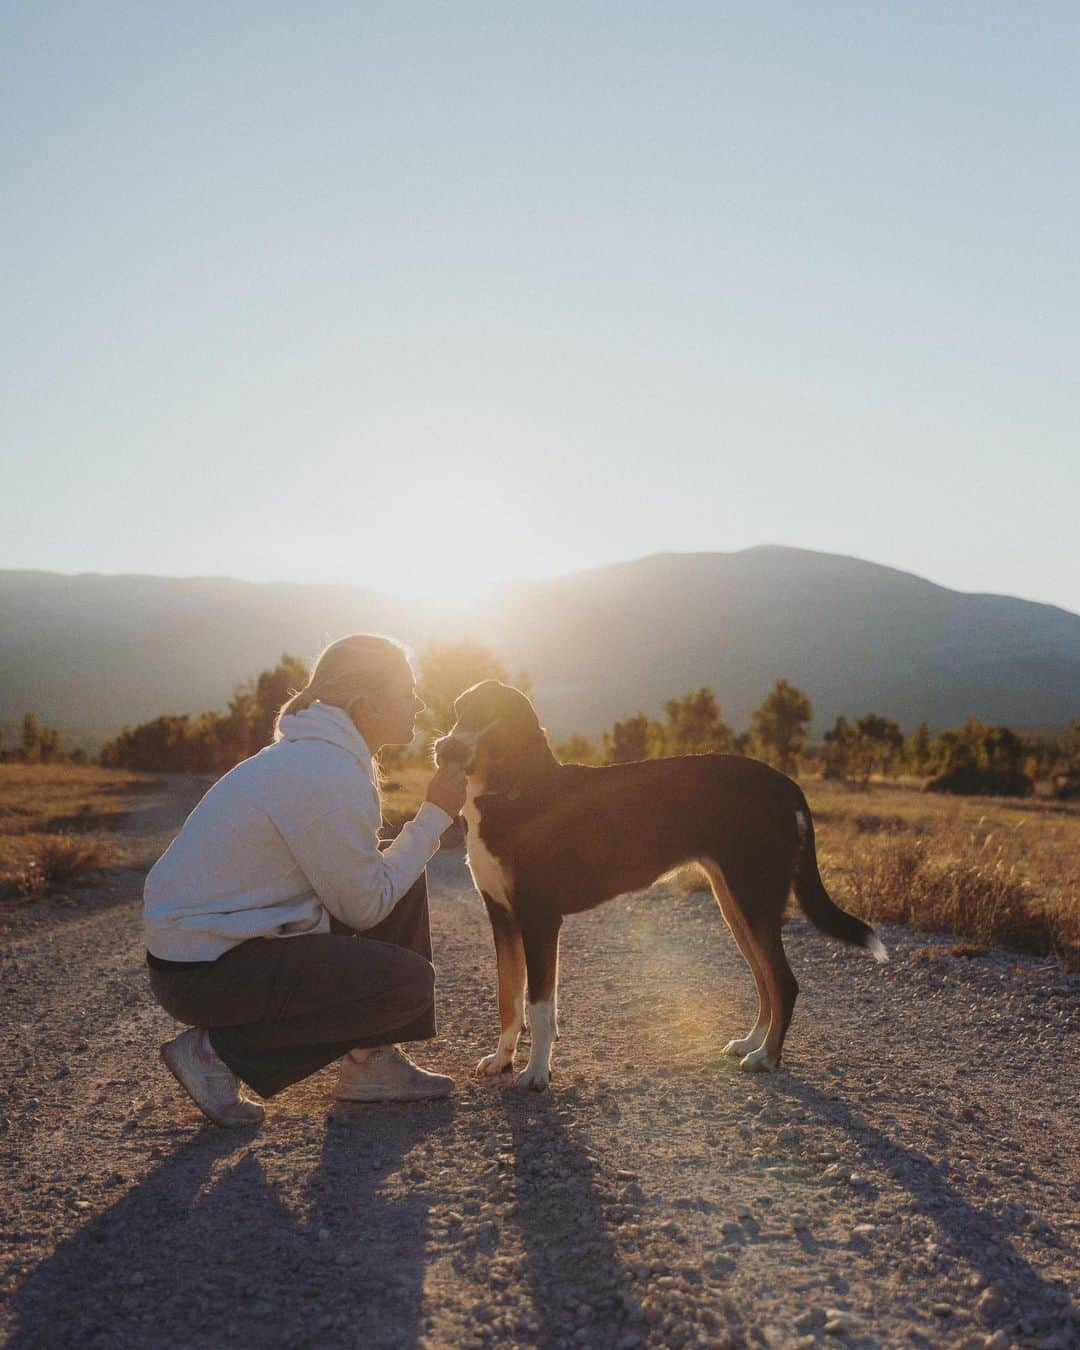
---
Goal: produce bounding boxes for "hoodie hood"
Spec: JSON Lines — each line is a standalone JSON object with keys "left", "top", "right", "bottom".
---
{"left": 277, "top": 702, "right": 374, "bottom": 777}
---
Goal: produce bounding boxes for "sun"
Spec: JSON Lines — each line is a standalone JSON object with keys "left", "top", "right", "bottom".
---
{"left": 384, "top": 498, "right": 540, "bottom": 612}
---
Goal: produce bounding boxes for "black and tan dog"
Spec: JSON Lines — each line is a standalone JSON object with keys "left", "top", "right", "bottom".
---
{"left": 435, "top": 681, "right": 886, "bottom": 1090}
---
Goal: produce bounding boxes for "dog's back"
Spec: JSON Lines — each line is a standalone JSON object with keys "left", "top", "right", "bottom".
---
{"left": 477, "top": 753, "right": 803, "bottom": 915}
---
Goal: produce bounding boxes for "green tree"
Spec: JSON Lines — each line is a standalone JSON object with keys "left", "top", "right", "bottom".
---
{"left": 250, "top": 652, "right": 310, "bottom": 751}
{"left": 554, "top": 732, "right": 600, "bottom": 764}
{"left": 750, "top": 679, "right": 813, "bottom": 773}
{"left": 906, "top": 721, "right": 933, "bottom": 775}
{"left": 926, "top": 718, "right": 1032, "bottom": 797}
{"left": 603, "top": 712, "right": 653, "bottom": 764}
{"left": 850, "top": 714, "right": 904, "bottom": 781}
{"left": 822, "top": 715, "right": 855, "bottom": 779}
{"left": 661, "top": 687, "right": 734, "bottom": 755}
{"left": 17, "top": 713, "right": 62, "bottom": 764}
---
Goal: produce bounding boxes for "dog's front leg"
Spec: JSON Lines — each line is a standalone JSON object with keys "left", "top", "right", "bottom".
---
{"left": 476, "top": 896, "right": 527, "bottom": 1076}
{"left": 515, "top": 916, "right": 562, "bottom": 1091}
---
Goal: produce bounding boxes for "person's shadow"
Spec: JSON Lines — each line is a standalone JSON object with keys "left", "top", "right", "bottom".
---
{"left": 7, "top": 1100, "right": 454, "bottom": 1349}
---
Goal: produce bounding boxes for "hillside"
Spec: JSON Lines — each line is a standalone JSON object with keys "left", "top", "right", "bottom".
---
{"left": 1, "top": 548, "right": 1078, "bottom": 748}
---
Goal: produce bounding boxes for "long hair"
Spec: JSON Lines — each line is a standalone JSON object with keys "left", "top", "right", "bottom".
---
{"left": 273, "top": 634, "right": 412, "bottom": 742}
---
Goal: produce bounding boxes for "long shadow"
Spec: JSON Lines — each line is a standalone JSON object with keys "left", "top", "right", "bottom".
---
{"left": 500, "top": 1089, "right": 641, "bottom": 1348}
{"left": 301, "top": 1098, "right": 456, "bottom": 1347}
{"left": 8, "top": 1101, "right": 453, "bottom": 1349}
{"left": 767, "top": 1075, "right": 1069, "bottom": 1332}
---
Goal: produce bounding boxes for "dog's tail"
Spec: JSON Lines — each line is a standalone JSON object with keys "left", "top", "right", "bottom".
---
{"left": 792, "top": 806, "right": 888, "bottom": 962}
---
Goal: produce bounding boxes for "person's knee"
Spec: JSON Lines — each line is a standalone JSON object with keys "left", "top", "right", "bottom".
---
{"left": 396, "top": 954, "right": 435, "bottom": 1017}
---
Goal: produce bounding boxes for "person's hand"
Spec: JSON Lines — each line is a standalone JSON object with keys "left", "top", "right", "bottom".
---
{"left": 425, "top": 763, "right": 468, "bottom": 817}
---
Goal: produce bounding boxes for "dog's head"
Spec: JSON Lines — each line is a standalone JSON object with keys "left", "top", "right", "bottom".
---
{"left": 433, "top": 681, "right": 555, "bottom": 790}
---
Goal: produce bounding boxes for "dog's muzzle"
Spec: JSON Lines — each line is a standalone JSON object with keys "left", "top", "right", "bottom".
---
{"left": 433, "top": 720, "right": 499, "bottom": 770}
{"left": 434, "top": 735, "right": 473, "bottom": 769}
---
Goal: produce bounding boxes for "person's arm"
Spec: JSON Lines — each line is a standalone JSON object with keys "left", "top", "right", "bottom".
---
{"left": 280, "top": 795, "right": 453, "bottom": 931}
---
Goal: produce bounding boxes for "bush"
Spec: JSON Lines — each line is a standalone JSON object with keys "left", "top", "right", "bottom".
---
{"left": 925, "top": 765, "right": 1032, "bottom": 798}
{"left": 9, "top": 834, "right": 107, "bottom": 901}
{"left": 842, "top": 833, "right": 1074, "bottom": 967}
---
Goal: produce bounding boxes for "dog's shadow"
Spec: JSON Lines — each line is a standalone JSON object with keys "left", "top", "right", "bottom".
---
{"left": 765, "top": 1074, "right": 1069, "bottom": 1330}
{"left": 496, "top": 1085, "right": 641, "bottom": 1345}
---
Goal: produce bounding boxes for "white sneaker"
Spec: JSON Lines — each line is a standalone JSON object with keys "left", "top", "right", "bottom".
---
{"left": 334, "top": 1046, "right": 453, "bottom": 1102}
{"left": 160, "top": 1027, "right": 265, "bottom": 1127}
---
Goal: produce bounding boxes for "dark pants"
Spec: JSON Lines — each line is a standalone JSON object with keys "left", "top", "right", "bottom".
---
{"left": 148, "top": 873, "right": 436, "bottom": 1099}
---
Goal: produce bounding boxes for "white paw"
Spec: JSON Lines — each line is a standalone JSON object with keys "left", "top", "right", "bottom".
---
{"left": 476, "top": 1051, "right": 514, "bottom": 1076}
{"left": 723, "top": 1036, "right": 763, "bottom": 1059}
{"left": 739, "top": 1047, "right": 776, "bottom": 1073}
{"left": 514, "top": 1062, "right": 551, "bottom": 1091}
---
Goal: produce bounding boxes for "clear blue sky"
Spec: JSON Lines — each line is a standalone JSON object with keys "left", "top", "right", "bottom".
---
{"left": 4, "top": 2, "right": 1078, "bottom": 612}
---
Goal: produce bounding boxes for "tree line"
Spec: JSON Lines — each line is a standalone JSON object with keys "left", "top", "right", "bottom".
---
{"left": 5, "top": 641, "right": 1078, "bottom": 799}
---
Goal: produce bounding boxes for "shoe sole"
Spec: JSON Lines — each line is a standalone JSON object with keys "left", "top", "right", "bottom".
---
{"left": 160, "top": 1040, "right": 264, "bottom": 1127}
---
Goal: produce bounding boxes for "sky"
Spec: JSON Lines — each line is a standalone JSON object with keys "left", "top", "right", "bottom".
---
{"left": 4, "top": 2, "right": 1078, "bottom": 613}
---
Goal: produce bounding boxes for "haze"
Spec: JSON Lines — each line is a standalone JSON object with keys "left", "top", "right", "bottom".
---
{"left": 3, "top": 4, "right": 1078, "bottom": 613}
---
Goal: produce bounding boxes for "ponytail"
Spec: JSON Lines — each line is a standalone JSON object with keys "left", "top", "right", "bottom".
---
{"left": 273, "top": 634, "right": 412, "bottom": 742}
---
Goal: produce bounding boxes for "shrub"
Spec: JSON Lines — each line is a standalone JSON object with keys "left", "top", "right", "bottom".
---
{"left": 9, "top": 834, "right": 107, "bottom": 901}
{"left": 842, "top": 833, "right": 1073, "bottom": 966}
{"left": 925, "top": 765, "right": 1033, "bottom": 798}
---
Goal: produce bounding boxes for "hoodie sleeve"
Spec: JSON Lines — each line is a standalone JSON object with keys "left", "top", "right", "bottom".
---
{"left": 278, "top": 798, "right": 453, "bottom": 932}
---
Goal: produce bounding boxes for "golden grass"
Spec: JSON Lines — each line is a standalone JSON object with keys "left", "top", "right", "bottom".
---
{"left": 667, "top": 779, "right": 1080, "bottom": 969}
{"left": 0, "top": 763, "right": 161, "bottom": 900}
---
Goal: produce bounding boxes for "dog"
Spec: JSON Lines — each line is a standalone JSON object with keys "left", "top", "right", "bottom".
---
{"left": 434, "top": 681, "right": 887, "bottom": 1090}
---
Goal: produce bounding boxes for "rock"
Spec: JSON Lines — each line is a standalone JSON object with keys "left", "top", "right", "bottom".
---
{"left": 982, "top": 1333, "right": 1009, "bottom": 1350}
{"left": 824, "top": 1309, "right": 856, "bottom": 1335}
{"left": 975, "top": 1287, "right": 1009, "bottom": 1326}
{"left": 794, "top": 1308, "right": 826, "bottom": 1332}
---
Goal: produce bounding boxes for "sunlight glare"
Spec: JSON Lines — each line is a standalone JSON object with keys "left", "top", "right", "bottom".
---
{"left": 388, "top": 497, "right": 540, "bottom": 610}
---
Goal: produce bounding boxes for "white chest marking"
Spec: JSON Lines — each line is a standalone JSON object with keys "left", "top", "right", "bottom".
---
{"left": 462, "top": 787, "right": 514, "bottom": 911}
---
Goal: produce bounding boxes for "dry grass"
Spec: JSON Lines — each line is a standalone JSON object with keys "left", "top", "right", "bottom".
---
{"left": 808, "top": 780, "right": 1080, "bottom": 969}
{"left": 0, "top": 763, "right": 161, "bottom": 901}
{"left": 663, "top": 779, "right": 1080, "bottom": 969}
{"left": 9, "top": 834, "right": 109, "bottom": 900}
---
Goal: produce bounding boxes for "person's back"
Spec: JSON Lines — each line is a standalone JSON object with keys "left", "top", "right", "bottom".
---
{"left": 144, "top": 705, "right": 386, "bottom": 960}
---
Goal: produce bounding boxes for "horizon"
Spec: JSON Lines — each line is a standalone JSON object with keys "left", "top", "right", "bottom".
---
{"left": 4, "top": 542, "right": 1079, "bottom": 619}
{"left": 4, "top": 4, "right": 1079, "bottom": 614}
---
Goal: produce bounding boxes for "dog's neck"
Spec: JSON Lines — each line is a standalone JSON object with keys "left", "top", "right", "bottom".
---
{"left": 471, "top": 741, "right": 559, "bottom": 799}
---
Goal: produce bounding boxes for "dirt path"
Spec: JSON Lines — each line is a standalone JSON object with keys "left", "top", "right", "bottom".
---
{"left": 1, "top": 778, "right": 1077, "bottom": 1349}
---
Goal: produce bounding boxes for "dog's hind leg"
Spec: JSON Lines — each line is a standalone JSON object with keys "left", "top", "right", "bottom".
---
{"left": 477, "top": 896, "right": 527, "bottom": 1076}
{"left": 739, "top": 924, "right": 798, "bottom": 1073}
{"left": 515, "top": 915, "right": 562, "bottom": 1091}
{"left": 698, "top": 859, "right": 771, "bottom": 1059}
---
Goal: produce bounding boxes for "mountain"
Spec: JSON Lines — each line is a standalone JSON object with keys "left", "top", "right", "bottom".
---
{"left": 1, "top": 548, "right": 1078, "bottom": 750}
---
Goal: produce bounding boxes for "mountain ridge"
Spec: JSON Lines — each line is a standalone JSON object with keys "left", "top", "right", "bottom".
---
{"left": 2, "top": 548, "right": 1077, "bottom": 749}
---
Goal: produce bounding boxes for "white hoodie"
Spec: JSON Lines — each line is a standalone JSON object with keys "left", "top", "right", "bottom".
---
{"left": 143, "top": 702, "right": 452, "bottom": 961}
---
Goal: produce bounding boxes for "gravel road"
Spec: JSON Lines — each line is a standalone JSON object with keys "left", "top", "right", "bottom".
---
{"left": 1, "top": 776, "right": 1077, "bottom": 1349}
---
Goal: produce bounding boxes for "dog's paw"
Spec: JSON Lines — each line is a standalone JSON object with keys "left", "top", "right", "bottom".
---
{"left": 476, "top": 1052, "right": 514, "bottom": 1076}
{"left": 514, "top": 1063, "right": 551, "bottom": 1092}
{"left": 722, "top": 1036, "right": 763, "bottom": 1059}
{"left": 738, "top": 1047, "right": 777, "bottom": 1073}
